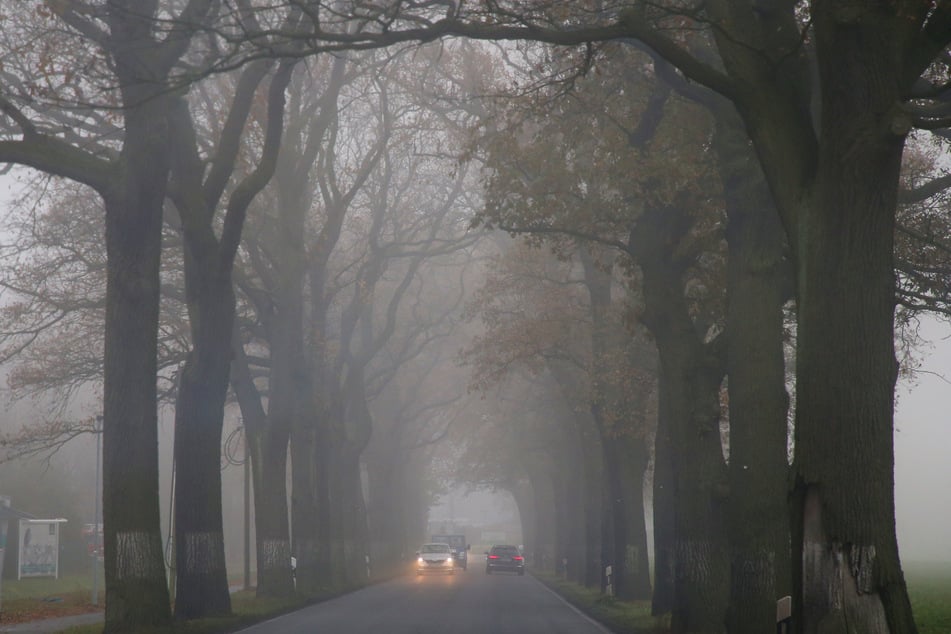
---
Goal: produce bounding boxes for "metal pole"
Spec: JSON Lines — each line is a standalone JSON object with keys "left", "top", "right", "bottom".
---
{"left": 92, "top": 415, "right": 102, "bottom": 606}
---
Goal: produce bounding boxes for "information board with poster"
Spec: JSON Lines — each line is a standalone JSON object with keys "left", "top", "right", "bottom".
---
{"left": 18, "top": 518, "right": 68, "bottom": 579}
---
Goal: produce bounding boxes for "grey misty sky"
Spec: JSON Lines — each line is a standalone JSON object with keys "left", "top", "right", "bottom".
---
{"left": 895, "top": 315, "right": 951, "bottom": 563}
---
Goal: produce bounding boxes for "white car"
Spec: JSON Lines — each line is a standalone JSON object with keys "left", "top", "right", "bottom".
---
{"left": 416, "top": 543, "right": 455, "bottom": 575}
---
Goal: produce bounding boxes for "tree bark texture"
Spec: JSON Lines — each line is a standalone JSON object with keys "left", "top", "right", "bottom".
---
{"left": 101, "top": 138, "right": 173, "bottom": 632}
{"left": 526, "top": 457, "right": 558, "bottom": 572}
{"left": 230, "top": 344, "right": 295, "bottom": 599}
{"left": 548, "top": 361, "right": 602, "bottom": 586}
{"left": 792, "top": 8, "right": 916, "bottom": 631}
{"left": 330, "top": 446, "right": 371, "bottom": 585}
{"left": 170, "top": 61, "right": 291, "bottom": 617}
{"left": 243, "top": 111, "right": 317, "bottom": 597}
{"left": 365, "top": 439, "right": 412, "bottom": 574}
{"left": 632, "top": 204, "right": 730, "bottom": 632}
{"left": 100, "top": 14, "right": 194, "bottom": 621}
{"left": 290, "top": 418, "right": 324, "bottom": 594}
{"left": 716, "top": 108, "right": 793, "bottom": 634}
{"left": 99, "top": 2, "right": 216, "bottom": 628}
{"left": 172, "top": 262, "right": 235, "bottom": 619}
{"left": 579, "top": 248, "right": 653, "bottom": 601}
{"left": 619, "top": 434, "right": 652, "bottom": 601}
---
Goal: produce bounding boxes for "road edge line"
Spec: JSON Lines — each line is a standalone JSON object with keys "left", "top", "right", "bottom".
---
{"left": 530, "top": 573, "right": 616, "bottom": 634}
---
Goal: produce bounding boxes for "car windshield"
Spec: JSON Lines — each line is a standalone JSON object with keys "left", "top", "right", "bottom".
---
{"left": 421, "top": 544, "right": 450, "bottom": 554}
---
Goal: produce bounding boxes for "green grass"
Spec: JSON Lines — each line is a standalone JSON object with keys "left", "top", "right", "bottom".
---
{"left": 532, "top": 570, "right": 668, "bottom": 633}
{"left": 906, "top": 561, "right": 951, "bottom": 634}
{"left": 1, "top": 572, "right": 102, "bottom": 626}
{"left": 535, "top": 562, "right": 951, "bottom": 634}
{"left": 1, "top": 572, "right": 100, "bottom": 600}
{"left": 58, "top": 590, "right": 322, "bottom": 634}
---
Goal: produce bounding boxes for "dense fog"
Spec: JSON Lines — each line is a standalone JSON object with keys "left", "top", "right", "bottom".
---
{"left": 1, "top": 3, "right": 950, "bottom": 633}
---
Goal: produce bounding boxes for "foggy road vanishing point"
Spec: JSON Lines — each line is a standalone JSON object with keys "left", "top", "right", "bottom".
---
{"left": 234, "top": 571, "right": 611, "bottom": 634}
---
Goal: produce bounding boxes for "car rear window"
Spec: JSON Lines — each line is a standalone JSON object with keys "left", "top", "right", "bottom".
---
{"left": 491, "top": 546, "right": 519, "bottom": 555}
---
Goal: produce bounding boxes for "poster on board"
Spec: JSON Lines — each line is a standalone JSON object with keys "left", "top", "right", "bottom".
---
{"left": 18, "top": 519, "right": 66, "bottom": 579}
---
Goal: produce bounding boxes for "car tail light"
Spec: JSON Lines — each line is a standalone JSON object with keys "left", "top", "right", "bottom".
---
{"left": 513, "top": 556, "right": 524, "bottom": 561}
{"left": 488, "top": 555, "right": 499, "bottom": 559}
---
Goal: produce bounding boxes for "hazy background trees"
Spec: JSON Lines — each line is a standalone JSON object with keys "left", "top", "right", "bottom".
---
{"left": 1, "top": 3, "right": 951, "bottom": 634}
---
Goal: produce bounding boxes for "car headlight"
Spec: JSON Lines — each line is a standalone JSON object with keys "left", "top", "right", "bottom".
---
{"left": 418, "top": 557, "right": 424, "bottom": 564}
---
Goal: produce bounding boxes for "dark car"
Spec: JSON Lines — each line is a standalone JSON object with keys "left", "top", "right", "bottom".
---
{"left": 485, "top": 544, "right": 524, "bottom": 575}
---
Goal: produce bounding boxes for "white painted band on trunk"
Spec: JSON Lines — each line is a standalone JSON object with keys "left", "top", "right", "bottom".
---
{"left": 116, "top": 531, "right": 164, "bottom": 580}
{"left": 185, "top": 531, "right": 225, "bottom": 575}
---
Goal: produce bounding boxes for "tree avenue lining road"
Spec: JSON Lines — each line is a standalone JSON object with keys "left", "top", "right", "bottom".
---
{"left": 234, "top": 570, "right": 611, "bottom": 634}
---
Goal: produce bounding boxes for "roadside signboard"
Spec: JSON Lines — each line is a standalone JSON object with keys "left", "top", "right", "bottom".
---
{"left": 18, "top": 519, "right": 68, "bottom": 579}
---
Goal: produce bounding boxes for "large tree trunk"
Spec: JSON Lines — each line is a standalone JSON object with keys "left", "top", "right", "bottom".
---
{"left": 651, "top": 386, "right": 676, "bottom": 616}
{"left": 526, "top": 458, "right": 557, "bottom": 572}
{"left": 579, "top": 248, "right": 653, "bottom": 601}
{"left": 695, "top": 3, "right": 921, "bottom": 629}
{"left": 365, "top": 440, "right": 411, "bottom": 575}
{"left": 171, "top": 63, "right": 291, "bottom": 616}
{"left": 249, "top": 427, "right": 293, "bottom": 597}
{"left": 172, "top": 305, "right": 233, "bottom": 619}
{"left": 632, "top": 204, "right": 730, "bottom": 632}
{"left": 619, "top": 434, "right": 652, "bottom": 601}
{"left": 659, "top": 335, "right": 729, "bottom": 633}
{"left": 99, "top": 2, "right": 213, "bottom": 628}
{"left": 599, "top": 440, "right": 623, "bottom": 594}
{"left": 244, "top": 131, "right": 315, "bottom": 598}
{"left": 230, "top": 339, "right": 294, "bottom": 598}
{"left": 551, "top": 444, "right": 571, "bottom": 577}
{"left": 791, "top": 10, "right": 916, "bottom": 632}
{"left": 172, "top": 208, "right": 235, "bottom": 621}
{"left": 581, "top": 423, "right": 603, "bottom": 589}
{"left": 563, "top": 424, "right": 588, "bottom": 584}
{"left": 101, "top": 105, "right": 173, "bottom": 630}
{"left": 579, "top": 249, "right": 624, "bottom": 596}
{"left": 714, "top": 108, "right": 793, "bottom": 633}
{"left": 331, "top": 447, "right": 371, "bottom": 585}
{"left": 549, "top": 362, "right": 601, "bottom": 586}
{"left": 290, "top": 418, "right": 324, "bottom": 594}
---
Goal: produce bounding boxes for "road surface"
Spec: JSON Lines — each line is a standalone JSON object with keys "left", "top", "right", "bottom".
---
{"left": 234, "top": 569, "right": 612, "bottom": 633}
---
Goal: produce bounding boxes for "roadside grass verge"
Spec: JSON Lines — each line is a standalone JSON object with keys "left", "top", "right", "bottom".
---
{"left": 536, "top": 561, "right": 951, "bottom": 634}
{"left": 0, "top": 573, "right": 102, "bottom": 625}
{"left": 36, "top": 564, "right": 411, "bottom": 633}
{"left": 531, "top": 570, "right": 668, "bottom": 633}
{"left": 58, "top": 589, "right": 329, "bottom": 634}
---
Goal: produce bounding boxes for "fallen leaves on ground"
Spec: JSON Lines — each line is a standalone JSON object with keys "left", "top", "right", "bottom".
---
{"left": 0, "top": 594, "right": 102, "bottom": 625}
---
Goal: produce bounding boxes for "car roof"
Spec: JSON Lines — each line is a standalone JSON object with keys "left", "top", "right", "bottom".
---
{"left": 421, "top": 542, "right": 451, "bottom": 547}
{"left": 490, "top": 544, "right": 519, "bottom": 550}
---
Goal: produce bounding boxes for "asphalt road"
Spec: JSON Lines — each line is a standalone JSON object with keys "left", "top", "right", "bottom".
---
{"left": 234, "top": 568, "right": 612, "bottom": 634}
